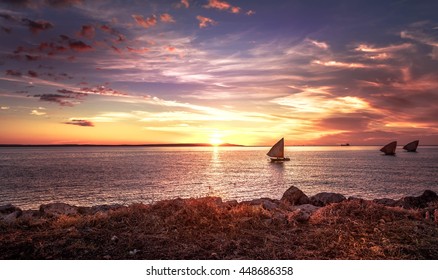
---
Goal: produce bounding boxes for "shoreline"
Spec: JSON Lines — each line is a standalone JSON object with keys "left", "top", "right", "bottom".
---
{"left": 1, "top": 187, "right": 438, "bottom": 259}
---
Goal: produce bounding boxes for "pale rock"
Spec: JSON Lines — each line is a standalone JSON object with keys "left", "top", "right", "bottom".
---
{"left": 248, "top": 198, "right": 279, "bottom": 210}
{"left": 40, "top": 203, "right": 78, "bottom": 216}
{"left": 292, "top": 204, "right": 320, "bottom": 215}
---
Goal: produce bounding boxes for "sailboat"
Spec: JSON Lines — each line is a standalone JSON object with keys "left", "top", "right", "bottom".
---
{"left": 267, "top": 138, "right": 290, "bottom": 162}
{"left": 380, "top": 141, "right": 397, "bottom": 155}
{"left": 403, "top": 140, "right": 419, "bottom": 152}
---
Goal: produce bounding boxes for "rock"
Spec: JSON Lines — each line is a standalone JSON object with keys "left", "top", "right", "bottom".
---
{"left": 90, "top": 204, "right": 124, "bottom": 213}
{"left": 248, "top": 198, "right": 279, "bottom": 210}
{"left": 396, "top": 190, "right": 438, "bottom": 209}
{"left": 0, "top": 204, "right": 22, "bottom": 223}
{"left": 373, "top": 198, "right": 397, "bottom": 207}
{"left": 224, "top": 200, "right": 238, "bottom": 208}
{"left": 310, "top": 192, "right": 346, "bottom": 206}
{"left": 281, "top": 186, "right": 310, "bottom": 205}
{"left": 78, "top": 204, "right": 125, "bottom": 215}
{"left": 0, "top": 210, "right": 22, "bottom": 223}
{"left": 293, "top": 204, "right": 321, "bottom": 215}
{"left": 111, "top": 235, "right": 119, "bottom": 243}
{"left": 129, "top": 249, "right": 140, "bottom": 255}
{"left": 19, "top": 210, "right": 41, "bottom": 220}
{"left": 294, "top": 210, "right": 311, "bottom": 223}
{"left": 0, "top": 204, "right": 21, "bottom": 214}
{"left": 40, "top": 203, "right": 78, "bottom": 216}
{"left": 195, "top": 197, "right": 223, "bottom": 205}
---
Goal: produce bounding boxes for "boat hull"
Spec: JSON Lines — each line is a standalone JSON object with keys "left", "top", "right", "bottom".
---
{"left": 270, "top": 157, "right": 290, "bottom": 162}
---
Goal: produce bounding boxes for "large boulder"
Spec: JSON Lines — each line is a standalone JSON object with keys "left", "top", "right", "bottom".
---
{"left": 310, "top": 192, "right": 346, "bottom": 206}
{"left": 396, "top": 190, "right": 438, "bottom": 209}
{"left": 40, "top": 202, "right": 78, "bottom": 216}
{"left": 281, "top": 186, "right": 310, "bottom": 205}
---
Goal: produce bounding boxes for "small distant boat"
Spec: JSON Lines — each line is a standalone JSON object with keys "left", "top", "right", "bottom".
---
{"left": 267, "top": 138, "right": 290, "bottom": 162}
{"left": 340, "top": 143, "right": 350, "bottom": 146}
{"left": 380, "top": 141, "right": 397, "bottom": 155}
{"left": 403, "top": 140, "right": 419, "bottom": 152}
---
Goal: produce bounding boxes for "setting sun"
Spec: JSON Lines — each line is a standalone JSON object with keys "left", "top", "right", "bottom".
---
{"left": 209, "top": 132, "right": 223, "bottom": 146}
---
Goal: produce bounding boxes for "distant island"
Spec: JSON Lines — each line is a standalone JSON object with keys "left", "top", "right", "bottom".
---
{"left": 0, "top": 143, "right": 244, "bottom": 147}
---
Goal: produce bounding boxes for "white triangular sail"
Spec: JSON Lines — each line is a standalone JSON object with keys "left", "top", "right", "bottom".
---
{"left": 403, "top": 140, "right": 419, "bottom": 152}
{"left": 380, "top": 141, "right": 397, "bottom": 155}
{"left": 267, "top": 138, "right": 285, "bottom": 158}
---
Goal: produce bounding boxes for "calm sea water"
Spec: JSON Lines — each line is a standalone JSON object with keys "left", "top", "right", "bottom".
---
{"left": 1, "top": 146, "right": 438, "bottom": 209}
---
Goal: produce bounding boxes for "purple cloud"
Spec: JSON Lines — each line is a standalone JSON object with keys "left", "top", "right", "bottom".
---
{"left": 21, "top": 18, "right": 53, "bottom": 34}
{"left": 68, "top": 40, "right": 93, "bottom": 51}
{"left": 78, "top": 24, "right": 95, "bottom": 39}
{"left": 5, "top": 69, "right": 22, "bottom": 76}
{"left": 25, "top": 54, "right": 40, "bottom": 61}
{"left": 45, "top": 0, "right": 83, "bottom": 8}
{"left": 33, "top": 94, "right": 75, "bottom": 106}
{"left": 64, "top": 119, "right": 94, "bottom": 127}
{"left": 27, "top": 70, "right": 38, "bottom": 77}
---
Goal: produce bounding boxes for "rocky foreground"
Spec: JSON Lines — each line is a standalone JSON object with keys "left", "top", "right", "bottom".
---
{"left": 1, "top": 186, "right": 438, "bottom": 259}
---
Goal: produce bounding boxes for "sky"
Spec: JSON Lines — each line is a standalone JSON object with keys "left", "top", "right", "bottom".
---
{"left": 1, "top": 0, "right": 438, "bottom": 146}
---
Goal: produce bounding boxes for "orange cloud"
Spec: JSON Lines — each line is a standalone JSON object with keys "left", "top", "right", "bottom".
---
{"left": 180, "top": 0, "right": 189, "bottom": 8}
{"left": 160, "top": 13, "right": 175, "bottom": 23}
{"left": 196, "top": 15, "right": 216, "bottom": 28}
{"left": 204, "top": 0, "right": 240, "bottom": 13}
{"left": 312, "top": 60, "right": 370, "bottom": 69}
{"left": 132, "top": 14, "right": 157, "bottom": 29}
{"left": 166, "top": 46, "right": 176, "bottom": 52}
{"left": 127, "top": 47, "right": 149, "bottom": 53}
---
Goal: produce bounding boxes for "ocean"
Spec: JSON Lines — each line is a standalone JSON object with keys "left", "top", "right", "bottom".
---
{"left": 1, "top": 146, "right": 438, "bottom": 210}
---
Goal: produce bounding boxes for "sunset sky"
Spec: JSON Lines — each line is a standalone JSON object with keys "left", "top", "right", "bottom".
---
{"left": 1, "top": 0, "right": 438, "bottom": 145}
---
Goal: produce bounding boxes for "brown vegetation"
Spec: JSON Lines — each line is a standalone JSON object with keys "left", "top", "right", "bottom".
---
{"left": 1, "top": 197, "right": 438, "bottom": 260}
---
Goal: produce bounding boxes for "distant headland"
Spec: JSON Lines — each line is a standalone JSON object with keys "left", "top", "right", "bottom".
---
{"left": 0, "top": 143, "right": 245, "bottom": 147}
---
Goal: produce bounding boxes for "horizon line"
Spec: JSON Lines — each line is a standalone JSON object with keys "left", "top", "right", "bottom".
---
{"left": 1, "top": 143, "right": 437, "bottom": 147}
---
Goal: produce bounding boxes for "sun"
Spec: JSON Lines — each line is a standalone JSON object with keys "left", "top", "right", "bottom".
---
{"left": 209, "top": 132, "right": 223, "bottom": 146}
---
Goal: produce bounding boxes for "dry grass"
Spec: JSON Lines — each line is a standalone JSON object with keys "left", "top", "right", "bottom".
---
{"left": 1, "top": 198, "right": 437, "bottom": 259}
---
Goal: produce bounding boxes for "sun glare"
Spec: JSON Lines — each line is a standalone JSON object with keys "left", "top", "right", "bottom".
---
{"left": 209, "top": 133, "right": 223, "bottom": 146}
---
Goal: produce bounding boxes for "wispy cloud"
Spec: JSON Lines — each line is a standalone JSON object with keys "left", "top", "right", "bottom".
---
{"left": 204, "top": 0, "right": 240, "bottom": 14}
{"left": 132, "top": 14, "right": 157, "bottom": 29}
{"left": 160, "top": 13, "right": 175, "bottom": 23}
{"left": 64, "top": 119, "right": 94, "bottom": 127}
{"left": 30, "top": 109, "right": 46, "bottom": 116}
{"left": 33, "top": 93, "right": 78, "bottom": 106}
{"left": 196, "top": 15, "right": 216, "bottom": 28}
{"left": 179, "top": 0, "right": 189, "bottom": 9}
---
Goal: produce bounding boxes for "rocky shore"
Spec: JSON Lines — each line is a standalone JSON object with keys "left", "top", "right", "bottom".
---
{"left": 1, "top": 186, "right": 438, "bottom": 259}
